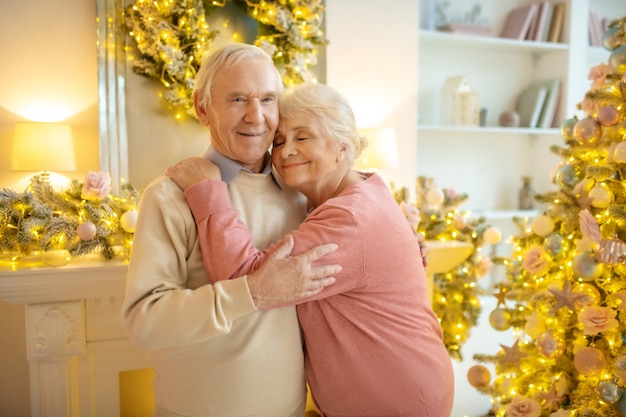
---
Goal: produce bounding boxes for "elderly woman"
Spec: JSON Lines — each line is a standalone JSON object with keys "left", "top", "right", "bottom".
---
{"left": 167, "top": 83, "right": 454, "bottom": 417}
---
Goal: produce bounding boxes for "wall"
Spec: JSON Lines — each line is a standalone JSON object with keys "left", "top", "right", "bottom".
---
{"left": 325, "top": 0, "right": 419, "bottom": 193}
{"left": 0, "top": 1, "right": 99, "bottom": 415}
{"left": 0, "top": 0, "right": 99, "bottom": 190}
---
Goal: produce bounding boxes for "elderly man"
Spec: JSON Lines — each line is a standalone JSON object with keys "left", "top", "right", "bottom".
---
{"left": 121, "top": 43, "right": 340, "bottom": 417}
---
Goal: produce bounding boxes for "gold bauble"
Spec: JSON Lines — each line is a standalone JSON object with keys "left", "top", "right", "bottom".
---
{"left": 573, "top": 283, "right": 601, "bottom": 308}
{"left": 489, "top": 307, "right": 512, "bottom": 331}
{"left": 574, "top": 346, "right": 606, "bottom": 376}
{"left": 467, "top": 365, "right": 491, "bottom": 388}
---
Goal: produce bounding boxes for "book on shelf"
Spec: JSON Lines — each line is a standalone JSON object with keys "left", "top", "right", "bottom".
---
{"left": 516, "top": 83, "right": 548, "bottom": 128}
{"left": 515, "top": 79, "right": 561, "bottom": 129}
{"left": 537, "top": 78, "right": 561, "bottom": 129}
{"left": 501, "top": 1, "right": 565, "bottom": 43}
{"left": 525, "top": 8, "right": 540, "bottom": 41}
{"left": 500, "top": 3, "right": 539, "bottom": 40}
{"left": 547, "top": 2, "right": 565, "bottom": 43}
{"left": 537, "top": 2, "right": 554, "bottom": 42}
{"left": 527, "top": 2, "right": 553, "bottom": 42}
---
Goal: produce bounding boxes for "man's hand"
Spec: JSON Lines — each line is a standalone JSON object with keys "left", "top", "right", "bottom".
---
{"left": 416, "top": 232, "right": 429, "bottom": 267}
{"left": 166, "top": 157, "right": 221, "bottom": 191}
{"left": 247, "top": 235, "right": 341, "bottom": 309}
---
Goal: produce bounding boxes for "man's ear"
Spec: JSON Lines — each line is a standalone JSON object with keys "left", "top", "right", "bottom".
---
{"left": 194, "top": 93, "right": 210, "bottom": 125}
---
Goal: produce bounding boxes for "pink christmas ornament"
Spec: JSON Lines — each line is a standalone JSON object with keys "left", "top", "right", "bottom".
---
{"left": 596, "top": 235, "right": 626, "bottom": 265}
{"left": 598, "top": 104, "right": 620, "bottom": 126}
{"left": 537, "top": 332, "right": 564, "bottom": 358}
{"left": 77, "top": 221, "right": 97, "bottom": 241}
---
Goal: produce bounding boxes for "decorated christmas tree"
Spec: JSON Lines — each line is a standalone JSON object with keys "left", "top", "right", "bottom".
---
{"left": 469, "top": 16, "right": 626, "bottom": 417}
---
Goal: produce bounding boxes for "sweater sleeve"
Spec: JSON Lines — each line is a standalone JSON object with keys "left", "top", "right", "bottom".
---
{"left": 121, "top": 179, "right": 257, "bottom": 351}
{"left": 185, "top": 179, "right": 364, "bottom": 301}
{"left": 184, "top": 179, "right": 270, "bottom": 282}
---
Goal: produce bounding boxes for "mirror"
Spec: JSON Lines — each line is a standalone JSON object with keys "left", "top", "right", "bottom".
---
{"left": 97, "top": 0, "right": 128, "bottom": 193}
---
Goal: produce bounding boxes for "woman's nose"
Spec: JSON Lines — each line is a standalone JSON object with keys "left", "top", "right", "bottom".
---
{"left": 280, "top": 140, "right": 297, "bottom": 158}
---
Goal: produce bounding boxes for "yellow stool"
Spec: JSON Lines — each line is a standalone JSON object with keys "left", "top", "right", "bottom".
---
{"left": 305, "top": 384, "right": 321, "bottom": 416}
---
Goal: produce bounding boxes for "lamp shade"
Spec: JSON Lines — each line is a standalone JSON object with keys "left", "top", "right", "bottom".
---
{"left": 10, "top": 122, "right": 77, "bottom": 172}
{"left": 355, "top": 127, "right": 399, "bottom": 170}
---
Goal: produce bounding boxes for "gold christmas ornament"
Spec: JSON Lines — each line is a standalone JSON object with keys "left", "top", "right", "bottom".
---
{"left": 489, "top": 307, "right": 512, "bottom": 331}
{"left": 467, "top": 364, "right": 491, "bottom": 388}
{"left": 574, "top": 346, "right": 607, "bottom": 376}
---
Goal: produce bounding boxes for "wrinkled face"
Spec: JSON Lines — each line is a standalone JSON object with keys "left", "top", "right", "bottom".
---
{"left": 197, "top": 57, "right": 280, "bottom": 172}
{"left": 272, "top": 114, "right": 346, "bottom": 199}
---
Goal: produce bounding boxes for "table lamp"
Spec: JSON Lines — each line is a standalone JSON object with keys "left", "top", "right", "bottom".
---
{"left": 355, "top": 127, "right": 399, "bottom": 171}
{"left": 10, "top": 122, "right": 77, "bottom": 183}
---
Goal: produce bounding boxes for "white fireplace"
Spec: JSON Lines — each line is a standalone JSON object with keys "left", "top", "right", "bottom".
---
{"left": 0, "top": 258, "right": 151, "bottom": 417}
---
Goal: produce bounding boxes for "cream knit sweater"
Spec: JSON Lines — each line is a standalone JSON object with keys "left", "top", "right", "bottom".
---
{"left": 122, "top": 171, "right": 307, "bottom": 417}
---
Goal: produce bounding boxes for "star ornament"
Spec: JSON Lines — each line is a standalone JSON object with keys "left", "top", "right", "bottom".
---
{"left": 540, "top": 385, "right": 565, "bottom": 410}
{"left": 499, "top": 340, "right": 528, "bottom": 367}
{"left": 494, "top": 285, "right": 508, "bottom": 307}
{"left": 548, "top": 281, "right": 586, "bottom": 313}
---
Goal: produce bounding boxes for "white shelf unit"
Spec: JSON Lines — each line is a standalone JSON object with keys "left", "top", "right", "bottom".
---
{"left": 416, "top": 0, "right": 626, "bottom": 215}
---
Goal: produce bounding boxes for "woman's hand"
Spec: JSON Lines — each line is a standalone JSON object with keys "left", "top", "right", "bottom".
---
{"left": 416, "top": 232, "right": 429, "bottom": 267}
{"left": 166, "top": 157, "right": 222, "bottom": 191}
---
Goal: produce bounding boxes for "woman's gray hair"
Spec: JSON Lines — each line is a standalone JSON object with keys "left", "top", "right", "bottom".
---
{"left": 279, "top": 83, "right": 367, "bottom": 164}
{"left": 193, "top": 43, "right": 284, "bottom": 112}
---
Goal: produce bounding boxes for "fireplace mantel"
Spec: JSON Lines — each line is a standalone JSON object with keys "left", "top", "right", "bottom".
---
{"left": 0, "top": 258, "right": 127, "bottom": 303}
{"left": 0, "top": 258, "right": 149, "bottom": 417}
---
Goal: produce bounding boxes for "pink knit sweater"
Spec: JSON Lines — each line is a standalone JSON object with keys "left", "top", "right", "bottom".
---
{"left": 185, "top": 173, "right": 454, "bottom": 417}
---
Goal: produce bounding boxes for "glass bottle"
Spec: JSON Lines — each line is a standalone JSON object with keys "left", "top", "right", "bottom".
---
{"left": 518, "top": 176, "right": 534, "bottom": 210}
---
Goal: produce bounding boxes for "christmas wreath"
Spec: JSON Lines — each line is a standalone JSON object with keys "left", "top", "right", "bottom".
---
{"left": 125, "top": 0, "right": 327, "bottom": 119}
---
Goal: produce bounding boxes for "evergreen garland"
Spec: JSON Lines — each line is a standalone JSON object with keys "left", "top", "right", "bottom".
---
{"left": 0, "top": 175, "right": 140, "bottom": 263}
